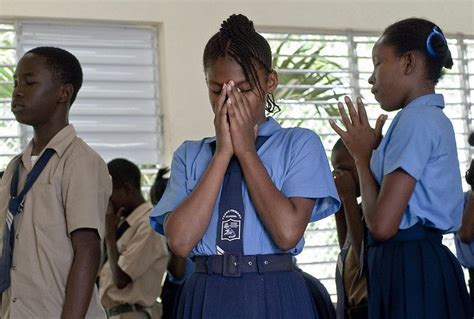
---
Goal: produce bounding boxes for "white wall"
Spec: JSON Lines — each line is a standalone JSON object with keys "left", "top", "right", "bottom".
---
{"left": 0, "top": 0, "right": 472, "bottom": 163}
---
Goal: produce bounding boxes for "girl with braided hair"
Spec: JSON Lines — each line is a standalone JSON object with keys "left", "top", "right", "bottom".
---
{"left": 330, "top": 18, "right": 472, "bottom": 318}
{"left": 150, "top": 14, "right": 339, "bottom": 318}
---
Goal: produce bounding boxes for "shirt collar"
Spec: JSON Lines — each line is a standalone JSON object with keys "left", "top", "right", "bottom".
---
{"left": 204, "top": 117, "right": 281, "bottom": 144}
{"left": 21, "top": 124, "right": 77, "bottom": 170}
{"left": 403, "top": 93, "right": 445, "bottom": 110}
{"left": 257, "top": 117, "right": 281, "bottom": 136}
{"left": 125, "top": 202, "right": 153, "bottom": 226}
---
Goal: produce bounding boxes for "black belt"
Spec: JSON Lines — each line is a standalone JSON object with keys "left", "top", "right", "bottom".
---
{"left": 105, "top": 304, "right": 150, "bottom": 318}
{"left": 194, "top": 253, "right": 296, "bottom": 277}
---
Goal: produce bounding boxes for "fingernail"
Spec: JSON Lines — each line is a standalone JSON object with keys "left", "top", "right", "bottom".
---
{"left": 237, "top": 88, "right": 241, "bottom": 93}
{"left": 338, "top": 102, "right": 343, "bottom": 109}
{"left": 229, "top": 80, "right": 234, "bottom": 86}
{"left": 357, "top": 97, "right": 362, "bottom": 103}
{"left": 344, "top": 96, "right": 350, "bottom": 102}
{"left": 223, "top": 83, "right": 226, "bottom": 89}
{"left": 227, "top": 99, "right": 231, "bottom": 104}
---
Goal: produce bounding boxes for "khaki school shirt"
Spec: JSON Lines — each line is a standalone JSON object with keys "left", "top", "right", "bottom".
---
{"left": 343, "top": 244, "right": 368, "bottom": 308}
{"left": 0, "top": 125, "right": 111, "bottom": 318}
{"left": 99, "top": 202, "right": 168, "bottom": 314}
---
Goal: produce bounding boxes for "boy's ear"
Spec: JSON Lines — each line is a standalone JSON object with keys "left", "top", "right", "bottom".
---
{"left": 57, "top": 83, "right": 74, "bottom": 104}
{"left": 266, "top": 70, "right": 278, "bottom": 94}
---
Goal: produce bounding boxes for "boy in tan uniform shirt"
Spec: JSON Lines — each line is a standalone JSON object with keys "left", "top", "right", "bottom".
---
{"left": 332, "top": 139, "right": 368, "bottom": 319}
{"left": 0, "top": 47, "right": 111, "bottom": 318}
{"left": 100, "top": 158, "right": 168, "bottom": 319}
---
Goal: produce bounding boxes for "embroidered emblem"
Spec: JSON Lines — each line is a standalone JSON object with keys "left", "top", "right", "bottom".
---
{"left": 221, "top": 209, "right": 242, "bottom": 241}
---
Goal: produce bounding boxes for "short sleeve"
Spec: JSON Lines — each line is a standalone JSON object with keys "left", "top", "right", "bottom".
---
{"left": 150, "top": 142, "right": 188, "bottom": 234}
{"left": 383, "top": 111, "right": 436, "bottom": 180}
{"left": 280, "top": 129, "right": 340, "bottom": 222}
{"left": 454, "top": 233, "right": 474, "bottom": 268}
{"left": 63, "top": 152, "right": 112, "bottom": 239}
{"left": 118, "top": 220, "right": 169, "bottom": 279}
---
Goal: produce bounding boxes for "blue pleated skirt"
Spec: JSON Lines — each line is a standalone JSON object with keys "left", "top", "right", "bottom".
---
{"left": 367, "top": 224, "right": 472, "bottom": 319}
{"left": 174, "top": 269, "right": 318, "bottom": 319}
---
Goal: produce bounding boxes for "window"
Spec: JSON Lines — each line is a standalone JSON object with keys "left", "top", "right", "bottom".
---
{"left": 0, "top": 21, "right": 161, "bottom": 175}
{"left": 263, "top": 30, "right": 474, "bottom": 300}
{"left": 0, "top": 23, "right": 20, "bottom": 168}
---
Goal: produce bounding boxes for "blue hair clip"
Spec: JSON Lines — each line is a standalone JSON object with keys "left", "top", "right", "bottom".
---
{"left": 426, "top": 26, "right": 447, "bottom": 58}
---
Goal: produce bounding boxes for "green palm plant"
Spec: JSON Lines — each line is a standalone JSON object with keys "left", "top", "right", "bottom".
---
{"left": 0, "top": 28, "right": 19, "bottom": 169}
{"left": 0, "top": 67, "right": 14, "bottom": 98}
{"left": 0, "top": 29, "right": 15, "bottom": 102}
{"left": 270, "top": 35, "right": 345, "bottom": 127}
{"left": 267, "top": 35, "right": 345, "bottom": 240}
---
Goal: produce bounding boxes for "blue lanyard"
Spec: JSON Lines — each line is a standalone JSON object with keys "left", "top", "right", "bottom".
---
{"left": 9, "top": 149, "right": 55, "bottom": 215}
{"left": 0, "top": 148, "right": 55, "bottom": 294}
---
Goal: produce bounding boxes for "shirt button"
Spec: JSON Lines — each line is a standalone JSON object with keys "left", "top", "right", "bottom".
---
{"left": 12, "top": 298, "right": 17, "bottom": 303}
{"left": 15, "top": 234, "right": 18, "bottom": 239}
{"left": 11, "top": 266, "right": 16, "bottom": 271}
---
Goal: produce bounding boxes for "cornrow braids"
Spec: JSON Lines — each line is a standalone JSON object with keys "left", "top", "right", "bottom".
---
{"left": 203, "top": 14, "right": 280, "bottom": 113}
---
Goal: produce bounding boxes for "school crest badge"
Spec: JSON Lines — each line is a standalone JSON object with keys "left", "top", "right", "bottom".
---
{"left": 221, "top": 209, "right": 242, "bottom": 241}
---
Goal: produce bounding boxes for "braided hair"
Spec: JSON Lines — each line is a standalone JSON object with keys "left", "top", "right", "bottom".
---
{"left": 203, "top": 14, "right": 279, "bottom": 113}
{"left": 381, "top": 18, "right": 453, "bottom": 85}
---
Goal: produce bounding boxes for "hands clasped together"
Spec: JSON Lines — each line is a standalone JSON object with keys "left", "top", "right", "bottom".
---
{"left": 330, "top": 96, "right": 387, "bottom": 165}
{"left": 213, "top": 81, "right": 259, "bottom": 160}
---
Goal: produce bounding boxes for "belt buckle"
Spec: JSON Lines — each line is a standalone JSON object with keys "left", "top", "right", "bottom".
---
{"left": 222, "top": 253, "right": 241, "bottom": 277}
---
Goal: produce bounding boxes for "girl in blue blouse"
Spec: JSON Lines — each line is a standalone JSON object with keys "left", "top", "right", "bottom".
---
{"left": 150, "top": 14, "right": 339, "bottom": 319}
{"left": 330, "top": 18, "right": 472, "bottom": 319}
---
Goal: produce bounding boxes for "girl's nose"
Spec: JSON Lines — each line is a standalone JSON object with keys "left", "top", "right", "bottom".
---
{"left": 368, "top": 73, "right": 374, "bottom": 85}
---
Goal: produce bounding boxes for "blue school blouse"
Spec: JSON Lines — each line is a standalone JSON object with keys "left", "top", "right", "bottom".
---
{"left": 150, "top": 117, "right": 340, "bottom": 256}
{"left": 370, "top": 94, "right": 464, "bottom": 232}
